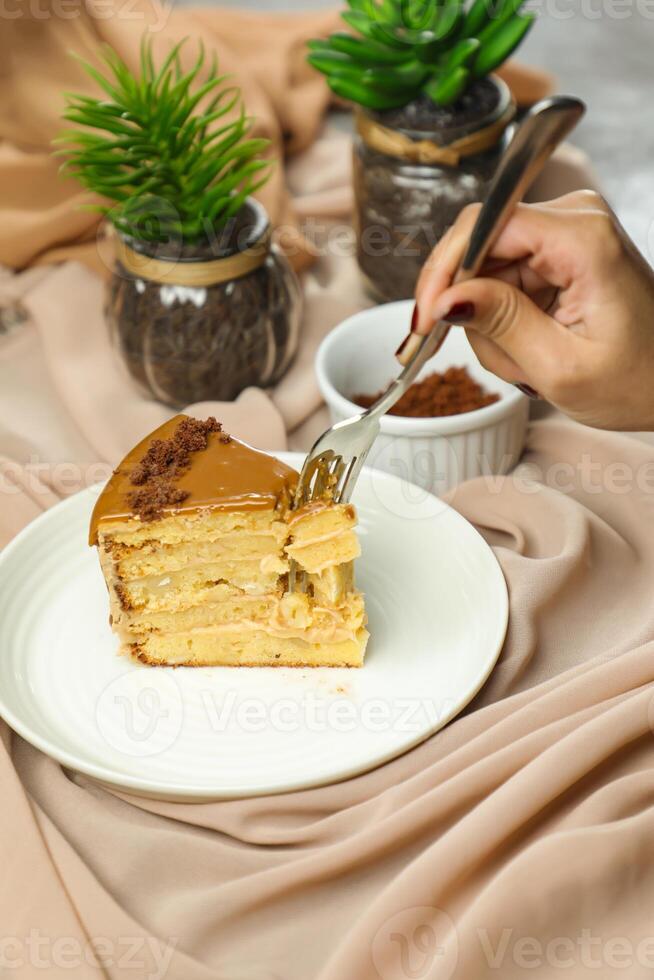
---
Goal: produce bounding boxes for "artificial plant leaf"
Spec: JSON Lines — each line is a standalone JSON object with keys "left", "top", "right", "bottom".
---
{"left": 462, "top": 0, "right": 495, "bottom": 36}
{"left": 473, "top": 12, "right": 534, "bottom": 75}
{"left": 425, "top": 64, "right": 470, "bottom": 103}
{"left": 440, "top": 36, "right": 481, "bottom": 70}
{"left": 341, "top": 10, "right": 409, "bottom": 48}
{"left": 361, "top": 59, "right": 430, "bottom": 90}
{"left": 57, "top": 39, "right": 273, "bottom": 241}
{"left": 476, "top": 0, "right": 523, "bottom": 39}
{"left": 327, "top": 32, "right": 413, "bottom": 64}
{"left": 327, "top": 73, "right": 414, "bottom": 109}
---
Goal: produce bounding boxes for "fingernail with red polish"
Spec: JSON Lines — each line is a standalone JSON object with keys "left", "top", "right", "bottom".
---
{"left": 442, "top": 302, "right": 475, "bottom": 324}
{"left": 396, "top": 303, "right": 420, "bottom": 357}
{"left": 395, "top": 334, "right": 412, "bottom": 358}
{"left": 395, "top": 332, "right": 423, "bottom": 362}
{"left": 515, "top": 383, "right": 540, "bottom": 400}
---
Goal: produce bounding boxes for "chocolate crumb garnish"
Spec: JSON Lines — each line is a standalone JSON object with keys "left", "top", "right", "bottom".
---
{"left": 126, "top": 417, "right": 228, "bottom": 522}
{"left": 128, "top": 483, "right": 189, "bottom": 522}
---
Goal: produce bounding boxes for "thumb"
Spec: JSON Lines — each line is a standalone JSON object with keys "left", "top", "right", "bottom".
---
{"left": 430, "top": 277, "right": 572, "bottom": 383}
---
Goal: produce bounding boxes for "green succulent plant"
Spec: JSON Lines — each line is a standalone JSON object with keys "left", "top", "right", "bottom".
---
{"left": 308, "top": 0, "right": 534, "bottom": 110}
{"left": 55, "top": 38, "right": 272, "bottom": 244}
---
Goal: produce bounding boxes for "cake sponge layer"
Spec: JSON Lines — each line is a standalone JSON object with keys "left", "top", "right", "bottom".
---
{"left": 99, "top": 508, "right": 285, "bottom": 548}
{"left": 287, "top": 503, "right": 356, "bottom": 543}
{"left": 110, "top": 534, "right": 288, "bottom": 581}
{"left": 109, "top": 561, "right": 283, "bottom": 612}
{"left": 110, "top": 563, "right": 356, "bottom": 620}
{"left": 132, "top": 628, "right": 369, "bottom": 668}
{"left": 116, "top": 591, "right": 366, "bottom": 640}
{"left": 287, "top": 531, "right": 361, "bottom": 574}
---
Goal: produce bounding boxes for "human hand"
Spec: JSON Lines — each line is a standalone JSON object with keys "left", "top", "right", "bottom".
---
{"left": 404, "top": 191, "right": 654, "bottom": 431}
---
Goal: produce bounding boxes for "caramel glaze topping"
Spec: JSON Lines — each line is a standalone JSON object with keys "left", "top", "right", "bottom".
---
{"left": 89, "top": 415, "right": 298, "bottom": 545}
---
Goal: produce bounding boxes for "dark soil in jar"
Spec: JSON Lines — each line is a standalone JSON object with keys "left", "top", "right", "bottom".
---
{"left": 122, "top": 202, "right": 267, "bottom": 263}
{"left": 370, "top": 78, "right": 501, "bottom": 137}
{"left": 354, "top": 142, "right": 503, "bottom": 302}
{"left": 354, "top": 77, "right": 510, "bottom": 303}
{"left": 107, "top": 202, "right": 298, "bottom": 407}
{"left": 109, "top": 255, "right": 296, "bottom": 407}
{"left": 354, "top": 78, "right": 509, "bottom": 303}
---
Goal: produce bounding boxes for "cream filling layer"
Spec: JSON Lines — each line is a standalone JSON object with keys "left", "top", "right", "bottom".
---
{"left": 118, "top": 592, "right": 366, "bottom": 646}
{"left": 128, "top": 620, "right": 363, "bottom": 646}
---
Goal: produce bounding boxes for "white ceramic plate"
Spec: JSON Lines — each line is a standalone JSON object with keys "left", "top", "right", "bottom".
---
{"left": 0, "top": 455, "right": 507, "bottom": 800}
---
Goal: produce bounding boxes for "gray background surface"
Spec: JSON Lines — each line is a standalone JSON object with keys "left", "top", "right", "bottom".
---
{"left": 178, "top": 0, "right": 654, "bottom": 261}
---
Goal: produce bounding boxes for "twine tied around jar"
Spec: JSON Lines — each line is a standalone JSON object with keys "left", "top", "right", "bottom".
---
{"left": 356, "top": 100, "right": 516, "bottom": 167}
{"left": 114, "top": 227, "right": 272, "bottom": 287}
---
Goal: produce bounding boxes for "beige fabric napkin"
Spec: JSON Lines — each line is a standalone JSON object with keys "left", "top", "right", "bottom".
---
{"left": 5, "top": 7, "right": 650, "bottom": 979}
{"left": 5, "top": 418, "right": 654, "bottom": 980}
{"left": 2, "top": 126, "right": 648, "bottom": 980}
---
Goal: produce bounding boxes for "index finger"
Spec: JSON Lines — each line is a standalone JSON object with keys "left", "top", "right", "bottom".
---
{"left": 413, "top": 200, "right": 589, "bottom": 335}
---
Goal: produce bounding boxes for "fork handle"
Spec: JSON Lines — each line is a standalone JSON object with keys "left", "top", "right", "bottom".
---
{"left": 366, "top": 319, "right": 452, "bottom": 417}
{"left": 373, "top": 95, "right": 586, "bottom": 408}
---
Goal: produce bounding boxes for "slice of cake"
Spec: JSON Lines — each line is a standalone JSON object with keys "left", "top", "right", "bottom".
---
{"left": 90, "top": 416, "right": 368, "bottom": 667}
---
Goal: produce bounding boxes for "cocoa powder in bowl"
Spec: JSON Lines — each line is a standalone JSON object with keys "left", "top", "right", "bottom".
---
{"left": 354, "top": 366, "right": 500, "bottom": 418}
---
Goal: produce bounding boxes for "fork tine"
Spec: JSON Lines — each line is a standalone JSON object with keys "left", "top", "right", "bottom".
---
{"left": 295, "top": 450, "right": 334, "bottom": 508}
{"left": 289, "top": 560, "right": 308, "bottom": 594}
{"left": 289, "top": 452, "right": 348, "bottom": 594}
{"left": 288, "top": 559, "right": 300, "bottom": 593}
{"left": 338, "top": 452, "right": 370, "bottom": 503}
{"left": 329, "top": 456, "right": 346, "bottom": 498}
{"left": 289, "top": 412, "right": 378, "bottom": 592}
{"left": 313, "top": 451, "right": 337, "bottom": 499}
{"left": 333, "top": 456, "right": 355, "bottom": 503}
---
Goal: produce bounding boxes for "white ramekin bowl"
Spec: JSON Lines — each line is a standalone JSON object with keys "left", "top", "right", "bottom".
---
{"left": 316, "top": 300, "right": 529, "bottom": 494}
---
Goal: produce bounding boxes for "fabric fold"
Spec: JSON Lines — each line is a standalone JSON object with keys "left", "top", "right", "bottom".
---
{"left": 3, "top": 6, "right": 648, "bottom": 980}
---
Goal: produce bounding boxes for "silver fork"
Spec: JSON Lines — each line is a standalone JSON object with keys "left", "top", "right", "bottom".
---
{"left": 288, "top": 95, "right": 585, "bottom": 593}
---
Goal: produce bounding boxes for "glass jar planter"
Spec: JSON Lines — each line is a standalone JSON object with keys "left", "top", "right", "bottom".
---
{"left": 106, "top": 199, "right": 301, "bottom": 407}
{"left": 353, "top": 77, "right": 515, "bottom": 303}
